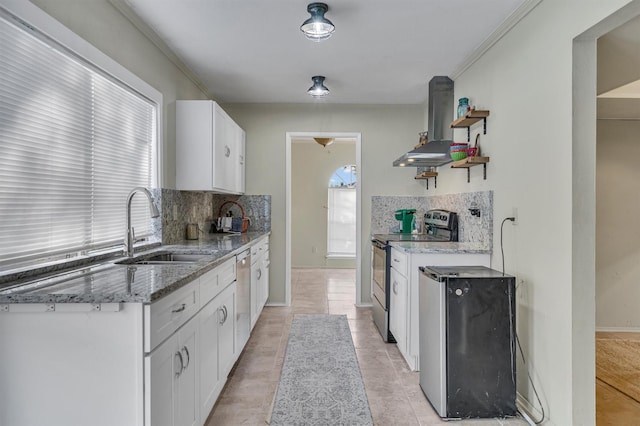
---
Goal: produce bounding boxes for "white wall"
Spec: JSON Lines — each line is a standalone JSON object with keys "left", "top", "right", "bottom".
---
{"left": 595, "top": 16, "right": 640, "bottom": 331}
{"left": 28, "top": 0, "right": 209, "bottom": 189}
{"left": 427, "top": 1, "right": 635, "bottom": 425}
{"left": 292, "top": 140, "right": 356, "bottom": 268}
{"left": 222, "top": 103, "right": 426, "bottom": 305}
{"left": 596, "top": 118, "right": 640, "bottom": 329}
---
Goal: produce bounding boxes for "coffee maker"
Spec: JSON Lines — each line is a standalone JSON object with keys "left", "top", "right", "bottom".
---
{"left": 394, "top": 209, "right": 416, "bottom": 233}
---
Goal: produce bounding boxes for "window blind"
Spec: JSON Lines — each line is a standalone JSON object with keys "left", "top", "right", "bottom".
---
{"left": 327, "top": 187, "right": 356, "bottom": 257}
{"left": 0, "top": 11, "right": 157, "bottom": 267}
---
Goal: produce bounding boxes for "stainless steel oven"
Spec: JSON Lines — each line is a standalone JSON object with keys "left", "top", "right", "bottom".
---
{"left": 371, "top": 209, "right": 459, "bottom": 343}
{"left": 371, "top": 238, "right": 394, "bottom": 342}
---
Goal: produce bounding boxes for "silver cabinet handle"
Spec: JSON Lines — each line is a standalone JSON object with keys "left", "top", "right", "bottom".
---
{"left": 218, "top": 306, "right": 225, "bottom": 324}
{"left": 172, "top": 303, "right": 186, "bottom": 313}
{"left": 223, "top": 305, "right": 228, "bottom": 323}
{"left": 257, "top": 268, "right": 262, "bottom": 280}
{"left": 393, "top": 258, "right": 400, "bottom": 263}
{"left": 181, "top": 346, "right": 190, "bottom": 372}
{"left": 174, "top": 351, "right": 184, "bottom": 378}
{"left": 225, "top": 145, "right": 231, "bottom": 157}
{"left": 393, "top": 281, "right": 398, "bottom": 295}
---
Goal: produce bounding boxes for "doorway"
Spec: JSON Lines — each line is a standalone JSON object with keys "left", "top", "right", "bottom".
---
{"left": 285, "top": 132, "right": 362, "bottom": 307}
{"left": 573, "top": 1, "right": 640, "bottom": 423}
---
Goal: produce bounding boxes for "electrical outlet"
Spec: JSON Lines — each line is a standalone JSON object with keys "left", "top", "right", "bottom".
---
{"left": 172, "top": 205, "right": 178, "bottom": 221}
{"left": 192, "top": 206, "right": 197, "bottom": 218}
{"left": 312, "top": 246, "right": 317, "bottom": 254}
{"left": 511, "top": 207, "right": 518, "bottom": 225}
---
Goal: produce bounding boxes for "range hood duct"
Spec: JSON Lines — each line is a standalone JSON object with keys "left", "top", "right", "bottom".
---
{"left": 393, "top": 76, "right": 455, "bottom": 167}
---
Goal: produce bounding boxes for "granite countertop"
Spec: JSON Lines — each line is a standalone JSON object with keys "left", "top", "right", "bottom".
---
{"left": 0, "top": 232, "right": 269, "bottom": 305}
{"left": 389, "top": 241, "right": 491, "bottom": 254}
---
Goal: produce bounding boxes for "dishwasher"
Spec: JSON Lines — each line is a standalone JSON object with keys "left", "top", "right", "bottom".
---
{"left": 236, "top": 249, "right": 251, "bottom": 353}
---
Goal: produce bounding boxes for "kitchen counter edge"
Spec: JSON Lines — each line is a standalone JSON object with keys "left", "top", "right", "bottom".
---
{"left": 0, "top": 232, "right": 270, "bottom": 305}
{"left": 389, "top": 241, "right": 491, "bottom": 254}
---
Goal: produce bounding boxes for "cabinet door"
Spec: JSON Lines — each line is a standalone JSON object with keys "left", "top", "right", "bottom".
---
{"left": 176, "top": 100, "right": 213, "bottom": 191}
{"left": 389, "top": 267, "right": 407, "bottom": 353}
{"left": 250, "top": 260, "right": 259, "bottom": 329}
{"left": 198, "top": 298, "right": 220, "bottom": 421}
{"left": 218, "top": 283, "right": 237, "bottom": 379}
{"left": 213, "top": 106, "right": 234, "bottom": 192}
{"left": 260, "top": 253, "right": 269, "bottom": 307}
{"left": 145, "top": 335, "right": 178, "bottom": 426}
{"left": 236, "top": 126, "right": 245, "bottom": 194}
{"left": 176, "top": 317, "right": 198, "bottom": 426}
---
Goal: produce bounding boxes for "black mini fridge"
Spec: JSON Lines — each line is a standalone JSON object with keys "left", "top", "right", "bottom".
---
{"left": 418, "top": 265, "right": 516, "bottom": 419}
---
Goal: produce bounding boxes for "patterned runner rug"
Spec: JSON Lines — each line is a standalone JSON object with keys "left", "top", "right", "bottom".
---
{"left": 270, "top": 314, "right": 373, "bottom": 425}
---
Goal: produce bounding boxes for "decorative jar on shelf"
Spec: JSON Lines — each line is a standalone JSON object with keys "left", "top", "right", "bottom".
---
{"left": 457, "top": 97, "right": 470, "bottom": 118}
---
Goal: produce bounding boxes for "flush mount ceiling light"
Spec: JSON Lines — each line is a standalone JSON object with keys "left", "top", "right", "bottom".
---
{"left": 314, "top": 137, "right": 334, "bottom": 147}
{"left": 307, "top": 75, "right": 329, "bottom": 97}
{"left": 300, "top": 2, "right": 335, "bottom": 42}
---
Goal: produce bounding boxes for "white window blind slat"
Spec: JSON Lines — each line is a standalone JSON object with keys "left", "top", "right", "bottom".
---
{"left": 0, "top": 11, "right": 158, "bottom": 268}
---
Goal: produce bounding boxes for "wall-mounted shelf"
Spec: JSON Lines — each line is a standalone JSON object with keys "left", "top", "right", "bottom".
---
{"left": 450, "top": 156, "right": 490, "bottom": 182}
{"left": 450, "top": 110, "right": 490, "bottom": 142}
{"left": 414, "top": 170, "right": 438, "bottom": 190}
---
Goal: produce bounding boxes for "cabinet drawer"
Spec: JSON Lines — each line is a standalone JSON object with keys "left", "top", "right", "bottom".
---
{"left": 145, "top": 280, "right": 199, "bottom": 353}
{"left": 251, "top": 238, "right": 267, "bottom": 259}
{"left": 218, "top": 257, "right": 236, "bottom": 288}
{"left": 200, "top": 257, "right": 236, "bottom": 307}
{"left": 390, "top": 247, "right": 408, "bottom": 277}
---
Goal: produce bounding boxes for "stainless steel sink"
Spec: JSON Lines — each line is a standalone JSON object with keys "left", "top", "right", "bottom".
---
{"left": 115, "top": 251, "right": 214, "bottom": 265}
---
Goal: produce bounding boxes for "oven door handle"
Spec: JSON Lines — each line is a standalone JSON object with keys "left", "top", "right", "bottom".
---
{"left": 372, "top": 240, "right": 386, "bottom": 250}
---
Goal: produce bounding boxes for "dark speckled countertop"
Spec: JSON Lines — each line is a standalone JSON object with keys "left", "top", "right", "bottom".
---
{"left": 0, "top": 232, "right": 269, "bottom": 305}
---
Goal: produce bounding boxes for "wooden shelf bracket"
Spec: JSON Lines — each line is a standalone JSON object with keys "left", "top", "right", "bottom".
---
{"left": 415, "top": 171, "right": 438, "bottom": 190}
{"left": 450, "top": 156, "right": 489, "bottom": 182}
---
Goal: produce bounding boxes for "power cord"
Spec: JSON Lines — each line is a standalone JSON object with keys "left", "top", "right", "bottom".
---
{"left": 500, "top": 217, "right": 515, "bottom": 276}
{"left": 500, "top": 216, "right": 545, "bottom": 425}
{"left": 516, "top": 333, "right": 546, "bottom": 424}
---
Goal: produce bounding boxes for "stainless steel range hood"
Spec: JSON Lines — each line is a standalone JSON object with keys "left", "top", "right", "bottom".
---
{"left": 393, "top": 76, "right": 454, "bottom": 167}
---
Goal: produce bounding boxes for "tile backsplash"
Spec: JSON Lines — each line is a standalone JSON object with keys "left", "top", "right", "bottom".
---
{"left": 161, "top": 189, "right": 271, "bottom": 244}
{"left": 371, "top": 191, "right": 493, "bottom": 248}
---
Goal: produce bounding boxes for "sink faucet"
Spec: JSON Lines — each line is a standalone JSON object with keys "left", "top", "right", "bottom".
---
{"left": 125, "top": 187, "right": 160, "bottom": 257}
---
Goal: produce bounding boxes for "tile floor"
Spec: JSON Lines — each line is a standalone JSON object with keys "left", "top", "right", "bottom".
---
{"left": 205, "top": 268, "right": 528, "bottom": 426}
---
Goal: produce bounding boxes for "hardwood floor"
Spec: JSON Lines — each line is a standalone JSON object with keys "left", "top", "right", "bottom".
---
{"left": 596, "top": 332, "right": 640, "bottom": 425}
{"left": 205, "top": 268, "right": 527, "bottom": 425}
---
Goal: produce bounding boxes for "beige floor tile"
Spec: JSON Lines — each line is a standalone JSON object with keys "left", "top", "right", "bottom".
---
{"left": 206, "top": 268, "right": 518, "bottom": 425}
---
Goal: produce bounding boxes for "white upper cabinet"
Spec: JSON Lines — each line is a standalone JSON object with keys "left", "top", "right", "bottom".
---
{"left": 236, "top": 126, "right": 246, "bottom": 194}
{"left": 176, "top": 100, "right": 245, "bottom": 194}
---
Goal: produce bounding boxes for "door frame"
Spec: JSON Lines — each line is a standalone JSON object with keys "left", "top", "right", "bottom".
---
{"left": 572, "top": 2, "right": 640, "bottom": 423}
{"left": 285, "top": 132, "right": 362, "bottom": 306}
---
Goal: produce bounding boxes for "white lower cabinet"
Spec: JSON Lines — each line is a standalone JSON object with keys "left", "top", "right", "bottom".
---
{"left": 198, "top": 282, "right": 236, "bottom": 422}
{"left": 387, "top": 246, "right": 491, "bottom": 371}
{"left": 250, "top": 237, "right": 269, "bottom": 329}
{"left": 389, "top": 266, "right": 407, "bottom": 354}
{"left": 0, "top": 247, "right": 258, "bottom": 426}
{"left": 146, "top": 314, "right": 198, "bottom": 426}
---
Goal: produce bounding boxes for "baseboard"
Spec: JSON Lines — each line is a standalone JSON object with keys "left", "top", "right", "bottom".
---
{"left": 355, "top": 303, "right": 373, "bottom": 308}
{"left": 596, "top": 326, "right": 640, "bottom": 333}
{"left": 517, "top": 392, "right": 547, "bottom": 426}
{"left": 265, "top": 302, "right": 289, "bottom": 307}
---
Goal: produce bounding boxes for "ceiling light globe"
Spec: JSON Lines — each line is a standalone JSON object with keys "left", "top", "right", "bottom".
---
{"left": 307, "top": 75, "right": 330, "bottom": 97}
{"left": 301, "top": 3, "right": 335, "bottom": 42}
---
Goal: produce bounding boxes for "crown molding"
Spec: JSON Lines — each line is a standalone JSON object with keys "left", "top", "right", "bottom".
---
{"left": 451, "top": 0, "right": 543, "bottom": 80}
{"left": 108, "top": 0, "right": 211, "bottom": 98}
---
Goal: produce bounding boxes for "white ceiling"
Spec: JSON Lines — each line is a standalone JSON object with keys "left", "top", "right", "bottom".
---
{"left": 123, "top": 0, "right": 530, "bottom": 104}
